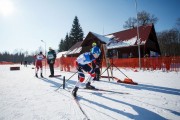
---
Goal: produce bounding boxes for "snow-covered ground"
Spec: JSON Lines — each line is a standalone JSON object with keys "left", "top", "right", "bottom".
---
{"left": 0, "top": 64, "right": 180, "bottom": 120}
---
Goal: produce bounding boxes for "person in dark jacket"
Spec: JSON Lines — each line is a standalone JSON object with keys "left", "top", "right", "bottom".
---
{"left": 47, "top": 47, "right": 56, "bottom": 77}
{"left": 91, "top": 42, "right": 101, "bottom": 81}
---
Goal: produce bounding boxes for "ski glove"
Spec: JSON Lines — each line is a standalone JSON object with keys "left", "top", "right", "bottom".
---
{"left": 75, "top": 61, "right": 82, "bottom": 71}
{"left": 96, "top": 64, "right": 99, "bottom": 68}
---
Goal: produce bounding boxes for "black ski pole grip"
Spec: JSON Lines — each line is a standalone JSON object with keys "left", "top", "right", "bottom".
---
{"left": 63, "top": 76, "right": 65, "bottom": 89}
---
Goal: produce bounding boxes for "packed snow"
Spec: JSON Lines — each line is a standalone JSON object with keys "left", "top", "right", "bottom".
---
{"left": 0, "top": 64, "right": 180, "bottom": 120}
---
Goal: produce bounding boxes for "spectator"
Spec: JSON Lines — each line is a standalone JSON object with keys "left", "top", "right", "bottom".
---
{"left": 47, "top": 47, "right": 56, "bottom": 77}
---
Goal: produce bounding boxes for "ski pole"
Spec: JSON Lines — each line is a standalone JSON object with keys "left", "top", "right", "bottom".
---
{"left": 55, "top": 71, "right": 78, "bottom": 91}
{"left": 100, "top": 64, "right": 111, "bottom": 75}
{"left": 113, "top": 64, "right": 130, "bottom": 79}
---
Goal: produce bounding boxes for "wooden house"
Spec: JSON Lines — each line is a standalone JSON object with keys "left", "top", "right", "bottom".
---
{"left": 65, "top": 24, "right": 161, "bottom": 58}
{"left": 106, "top": 24, "right": 161, "bottom": 58}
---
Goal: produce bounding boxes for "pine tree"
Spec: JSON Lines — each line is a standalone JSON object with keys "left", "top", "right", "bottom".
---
{"left": 58, "top": 16, "right": 84, "bottom": 52}
{"left": 58, "top": 39, "right": 64, "bottom": 52}
{"left": 64, "top": 33, "right": 70, "bottom": 51}
{"left": 69, "top": 16, "right": 84, "bottom": 48}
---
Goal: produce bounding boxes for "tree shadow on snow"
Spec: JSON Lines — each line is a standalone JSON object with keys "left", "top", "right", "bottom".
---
{"left": 39, "top": 77, "right": 76, "bottom": 89}
{"left": 130, "top": 96, "right": 180, "bottom": 118}
{"left": 80, "top": 93, "right": 166, "bottom": 120}
{"left": 120, "top": 83, "right": 180, "bottom": 96}
{"left": 100, "top": 80, "right": 180, "bottom": 96}
{"left": 39, "top": 78, "right": 61, "bottom": 88}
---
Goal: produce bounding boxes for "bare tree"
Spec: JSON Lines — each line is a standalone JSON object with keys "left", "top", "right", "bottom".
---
{"left": 123, "top": 17, "right": 137, "bottom": 29}
{"left": 157, "top": 29, "right": 180, "bottom": 56}
{"left": 123, "top": 10, "right": 158, "bottom": 29}
{"left": 175, "top": 18, "right": 180, "bottom": 43}
{"left": 176, "top": 18, "right": 180, "bottom": 29}
{"left": 138, "top": 11, "right": 158, "bottom": 26}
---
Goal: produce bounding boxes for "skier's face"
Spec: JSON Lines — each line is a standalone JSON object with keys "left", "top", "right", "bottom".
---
{"left": 93, "top": 53, "right": 99, "bottom": 58}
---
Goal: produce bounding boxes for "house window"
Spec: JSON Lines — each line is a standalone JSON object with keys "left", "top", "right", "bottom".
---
{"left": 122, "top": 53, "right": 128, "bottom": 58}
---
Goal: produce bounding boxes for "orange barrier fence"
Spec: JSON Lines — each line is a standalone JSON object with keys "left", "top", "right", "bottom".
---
{"left": 43, "top": 57, "right": 77, "bottom": 72}
{"left": 50, "top": 56, "right": 180, "bottom": 72}
{"left": 0, "top": 61, "right": 15, "bottom": 65}
{"left": 106, "top": 56, "right": 180, "bottom": 72}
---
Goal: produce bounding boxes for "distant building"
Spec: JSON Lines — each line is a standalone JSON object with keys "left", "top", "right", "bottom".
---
{"left": 106, "top": 24, "right": 161, "bottom": 58}
{"left": 64, "top": 24, "right": 161, "bottom": 58}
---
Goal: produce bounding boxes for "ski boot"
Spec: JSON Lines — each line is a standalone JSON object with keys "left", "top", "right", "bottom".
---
{"left": 35, "top": 73, "right": 38, "bottom": 78}
{"left": 96, "top": 73, "right": 100, "bottom": 81}
{"left": 41, "top": 73, "right": 44, "bottom": 78}
{"left": 49, "top": 75, "right": 54, "bottom": 77}
{"left": 72, "top": 87, "right": 79, "bottom": 98}
{"left": 86, "top": 82, "right": 95, "bottom": 89}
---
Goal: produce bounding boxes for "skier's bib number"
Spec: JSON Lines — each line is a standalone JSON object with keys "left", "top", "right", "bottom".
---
{"left": 48, "top": 54, "right": 54, "bottom": 59}
{"left": 37, "top": 55, "right": 44, "bottom": 60}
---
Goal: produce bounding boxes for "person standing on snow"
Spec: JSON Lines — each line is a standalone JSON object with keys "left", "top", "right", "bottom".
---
{"left": 91, "top": 42, "right": 101, "bottom": 81}
{"left": 47, "top": 47, "right": 56, "bottom": 77}
{"left": 34, "top": 51, "right": 46, "bottom": 78}
{"left": 72, "top": 46, "right": 101, "bottom": 97}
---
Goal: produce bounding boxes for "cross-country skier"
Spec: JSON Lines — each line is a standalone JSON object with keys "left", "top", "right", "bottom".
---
{"left": 72, "top": 45, "right": 101, "bottom": 97}
{"left": 34, "top": 51, "right": 46, "bottom": 78}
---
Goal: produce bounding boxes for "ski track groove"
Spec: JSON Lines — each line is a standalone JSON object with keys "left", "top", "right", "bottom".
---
{"left": 67, "top": 88, "right": 89, "bottom": 120}
{"left": 76, "top": 89, "right": 112, "bottom": 120}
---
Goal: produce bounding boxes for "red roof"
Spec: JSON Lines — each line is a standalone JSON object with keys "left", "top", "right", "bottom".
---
{"left": 106, "top": 24, "right": 153, "bottom": 45}
{"left": 68, "top": 41, "right": 82, "bottom": 51}
{"left": 66, "top": 41, "right": 83, "bottom": 55}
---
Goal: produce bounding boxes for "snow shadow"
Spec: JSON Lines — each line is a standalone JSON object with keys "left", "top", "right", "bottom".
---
{"left": 100, "top": 80, "right": 180, "bottom": 96}
{"left": 79, "top": 92, "right": 166, "bottom": 120}
{"left": 93, "top": 93, "right": 167, "bottom": 120}
{"left": 39, "top": 78, "right": 62, "bottom": 88}
{"left": 66, "top": 79, "right": 77, "bottom": 87}
{"left": 120, "top": 83, "right": 180, "bottom": 96}
{"left": 39, "top": 77, "right": 76, "bottom": 89}
{"left": 130, "top": 96, "right": 180, "bottom": 117}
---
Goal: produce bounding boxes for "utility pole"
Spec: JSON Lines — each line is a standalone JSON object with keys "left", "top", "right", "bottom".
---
{"left": 134, "top": 0, "right": 141, "bottom": 69}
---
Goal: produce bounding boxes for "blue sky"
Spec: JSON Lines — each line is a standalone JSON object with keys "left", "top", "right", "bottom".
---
{"left": 0, "top": 0, "right": 179, "bottom": 54}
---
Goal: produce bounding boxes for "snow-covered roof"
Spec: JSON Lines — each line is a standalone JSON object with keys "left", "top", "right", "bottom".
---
{"left": 66, "top": 47, "right": 82, "bottom": 55}
{"left": 90, "top": 32, "right": 143, "bottom": 49}
{"left": 104, "top": 24, "right": 156, "bottom": 49}
{"left": 107, "top": 36, "right": 140, "bottom": 49}
{"left": 65, "top": 41, "right": 83, "bottom": 55}
{"left": 91, "top": 32, "right": 111, "bottom": 43}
